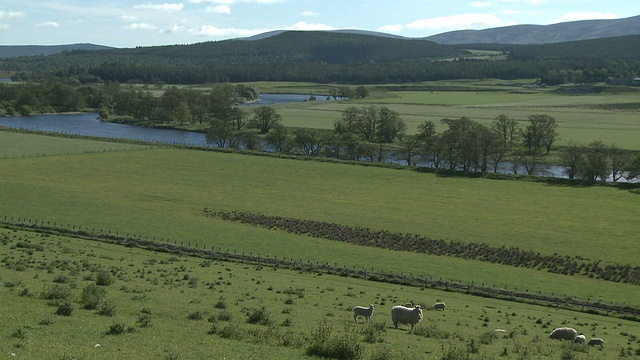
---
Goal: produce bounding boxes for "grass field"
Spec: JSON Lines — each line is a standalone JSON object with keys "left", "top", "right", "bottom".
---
{"left": 2, "top": 227, "right": 638, "bottom": 359}
{"left": 2, "top": 79, "right": 640, "bottom": 358}
{"left": 0, "top": 132, "right": 638, "bottom": 305}
{"left": 247, "top": 80, "right": 640, "bottom": 150}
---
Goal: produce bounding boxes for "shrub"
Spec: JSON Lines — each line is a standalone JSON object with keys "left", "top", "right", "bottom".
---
{"left": 218, "top": 324, "right": 244, "bottom": 340}
{"left": 217, "top": 311, "right": 232, "bottom": 322}
{"left": 305, "top": 320, "right": 363, "bottom": 360}
{"left": 53, "top": 275, "right": 69, "bottom": 284}
{"left": 80, "top": 284, "right": 107, "bottom": 310}
{"left": 213, "top": 299, "right": 226, "bottom": 309}
{"left": 42, "top": 285, "right": 72, "bottom": 301}
{"left": 96, "top": 271, "right": 114, "bottom": 286}
{"left": 106, "top": 323, "right": 136, "bottom": 335}
{"left": 137, "top": 314, "right": 152, "bottom": 328}
{"left": 56, "top": 301, "right": 74, "bottom": 316}
{"left": 246, "top": 307, "right": 272, "bottom": 326}
{"left": 98, "top": 300, "right": 117, "bottom": 317}
{"left": 187, "top": 311, "right": 205, "bottom": 320}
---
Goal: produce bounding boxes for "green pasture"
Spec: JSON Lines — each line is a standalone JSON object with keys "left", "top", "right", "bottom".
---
{"left": 273, "top": 87, "right": 640, "bottom": 149}
{"left": 0, "top": 130, "right": 150, "bottom": 158}
{"left": 1, "top": 228, "right": 637, "bottom": 359}
{"left": 0, "top": 133, "right": 638, "bottom": 309}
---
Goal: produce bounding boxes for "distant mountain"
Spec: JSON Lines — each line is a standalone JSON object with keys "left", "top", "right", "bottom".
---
{"left": 424, "top": 15, "right": 640, "bottom": 44}
{"left": 0, "top": 43, "right": 114, "bottom": 58}
{"left": 242, "top": 29, "right": 406, "bottom": 41}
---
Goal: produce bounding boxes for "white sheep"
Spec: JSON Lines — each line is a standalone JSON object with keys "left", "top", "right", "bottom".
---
{"left": 588, "top": 338, "right": 604, "bottom": 347}
{"left": 391, "top": 305, "right": 423, "bottom": 331}
{"left": 433, "top": 302, "right": 446, "bottom": 311}
{"left": 352, "top": 304, "right": 375, "bottom": 323}
{"left": 573, "top": 334, "right": 586, "bottom": 344}
{"left": 549, "top": 327, "right": 578, "bottom": 341}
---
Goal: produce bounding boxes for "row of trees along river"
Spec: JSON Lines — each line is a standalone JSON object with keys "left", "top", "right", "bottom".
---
{"left": 0, "top": 81, "right": 638, "bottom": 182}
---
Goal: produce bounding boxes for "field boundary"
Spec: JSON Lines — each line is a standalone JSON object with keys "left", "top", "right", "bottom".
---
{"left": 1, "top": 215, "right": 638, "bottom": 322}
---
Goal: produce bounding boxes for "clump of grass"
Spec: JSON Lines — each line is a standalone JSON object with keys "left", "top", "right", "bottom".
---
{"left": 80, "top": 284, "right": 107, "bottom": 310}
{"left": 245, "top": 307, "right": 272, "bottom": 326}
{"left": 96, "top": 271, "right": 114, "bottom": 286}
{"left": 305, "top": 320, "right": 363, "bottom": 360}
{"left": 187, "top": 311, "right": 205, "bottom": 320}
{"left": 106, "top": 323, "right": 136, "bottom": 335}
{"left": 98, "top": 300, "right": 117, "bottom": 317}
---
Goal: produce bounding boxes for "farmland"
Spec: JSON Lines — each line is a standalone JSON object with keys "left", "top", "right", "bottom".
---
{"left": 0, "top": 126, "right": 639, "bottom": 359}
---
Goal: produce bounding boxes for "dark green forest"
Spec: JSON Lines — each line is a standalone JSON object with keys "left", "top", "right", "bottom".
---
{"left": 3, "top": 31, "right": 640, "bottom": 85}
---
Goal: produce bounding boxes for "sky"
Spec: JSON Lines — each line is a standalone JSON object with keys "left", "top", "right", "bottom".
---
{"left": 1, "top": 0, "right": 640, "bottom": 48}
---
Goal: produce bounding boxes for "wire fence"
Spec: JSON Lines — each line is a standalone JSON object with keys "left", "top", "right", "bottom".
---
{"left": 1, "top": 215, "right": 638, "bottom": 321}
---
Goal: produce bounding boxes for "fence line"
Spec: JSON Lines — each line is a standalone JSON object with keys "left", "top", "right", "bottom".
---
{"left": 0, "top": 215, "right": 638, "bottom": 321}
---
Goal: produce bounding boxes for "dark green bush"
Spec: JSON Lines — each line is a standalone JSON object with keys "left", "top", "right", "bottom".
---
{"left": 55, "top": 301, "right": 74, "bottom": 316}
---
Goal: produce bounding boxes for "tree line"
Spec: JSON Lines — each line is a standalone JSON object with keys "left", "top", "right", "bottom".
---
{"left": 1, "top": 81, "right": 638, "bottom": 181}
{"left": 4, "top": 32, "right": 640, "bottom": 85}
{"left": 206, "top": 104, "right": 640, "bottom": 182}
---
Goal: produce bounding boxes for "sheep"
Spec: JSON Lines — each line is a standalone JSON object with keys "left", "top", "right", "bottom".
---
{"left": 433, "top": 302, "right": 446, "bottom": 311}
{"left": 352, "top": 304, "right": 375, "bottom": 323}
{"left": 587, "top": 338, "right": 604, "bottom": 347}
{"left": 573, "top": 334, "right": 586, "bottom": 344}
{"left": 391, "top": 305, "right": 423, "bottom": 331}
{"left": 549, "top": 327, "right": 578, "bottom": 341}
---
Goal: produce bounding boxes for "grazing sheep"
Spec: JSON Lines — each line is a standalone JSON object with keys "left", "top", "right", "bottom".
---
{"left": 352, "top": 304, "right": 375, "bottom": 323}
{"left": 391, "top": 305, "right": 423, "bottom": 331}
{"left": 588, "top": 338, "right": 604, "bottom": 347}
{"left": 549, "top": 327, "right": 578, "bottom": 341}
{"left": 574, "top": 334, "right": 586, "bottom": 344}
{"left": 433, "top": 302, "right": 446, "bottom": 311}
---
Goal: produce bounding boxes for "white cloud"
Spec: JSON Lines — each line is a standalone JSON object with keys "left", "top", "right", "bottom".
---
{"left": 0, "top": 24, "right": 9, "bottom": 30}
{"left": 469, "top": 1, "right": 491, "bottom": 8}
{"left": 134, "top": 3, "right": 184, "bottom": 11}
{"left": 285, "top": 21, "right": 335, "bottom": 31}
{"left": 552, "top": 12, "right": 618, "bottom": 23}
{"left": 377, "top": 24, "right": 403, "bottom": 33}
{"left": 35, "top": 22, "right": 60, "bottom": 28}
{"left": 189, "top": 0, "right": 282, "bottom": 3}
{"left": 165, "top": 24, "right": 185, "bottom": 33}
{"left": 126, "top": 22, "right": 159, "bottom": 30}
{"left": 120, "top": 15, "right": 140, "bottom": 21}
{"left": 302, "top": 10, "right": 318, "bottom": 17}
{"left": 189, "top": 25, "right": 265, "bottom": 37}
{"left": 207, "top": 5, "right": 231, "bottom": 14}
{"left": 0, "top": 10, "right": 24, "bottom": 20}
{"left": 407, "top": 13, "right": 503, "bottom": 30}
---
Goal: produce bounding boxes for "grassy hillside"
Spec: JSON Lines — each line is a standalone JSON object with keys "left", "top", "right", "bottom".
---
{"left": 2, "top": 227, "right": 635, "bottom": 359}
{"left": 0, "top": 131, "right": 639, "bottom": 358}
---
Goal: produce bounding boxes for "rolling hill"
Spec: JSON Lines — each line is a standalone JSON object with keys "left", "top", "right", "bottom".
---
{"left": 0, "top": 43, "right": 114, "bottom": 58}
{"left": 424, "top": 15, "right": 640, "bottom": 44}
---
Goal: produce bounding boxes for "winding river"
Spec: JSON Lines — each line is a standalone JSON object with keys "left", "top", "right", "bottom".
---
{"left": 0, "top": 95, "right": 610, "bottom": 180}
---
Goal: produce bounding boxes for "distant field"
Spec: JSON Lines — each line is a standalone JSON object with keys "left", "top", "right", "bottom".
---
{"left": 0, "top": 130, "right": 151, "bottom": 158}
{"left": 0, "top": 134, "right": 638, "bottom": 307}
{"left": 270, "top": 82, "right": 640, "bottom": 150}
{"left": 1, "top": 130, "right": 639, "bottom": 358}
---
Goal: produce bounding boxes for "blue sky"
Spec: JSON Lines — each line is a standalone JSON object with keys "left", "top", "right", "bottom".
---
{"left": 1, "top": 0, "right": 639, "bottom": 47}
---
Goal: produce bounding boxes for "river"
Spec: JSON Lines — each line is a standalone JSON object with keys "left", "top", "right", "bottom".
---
{"left": 0, "top": 103, "right": 627, "bottom": 181}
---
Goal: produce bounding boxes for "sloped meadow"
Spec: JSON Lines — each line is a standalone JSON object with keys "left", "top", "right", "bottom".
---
{"left": 2, "top": 227, "right": 638, "bottom": 359}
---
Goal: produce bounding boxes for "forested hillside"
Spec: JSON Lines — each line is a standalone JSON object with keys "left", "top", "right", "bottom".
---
{"left": 2, "top": 31, "right": 640, "bottom": 85}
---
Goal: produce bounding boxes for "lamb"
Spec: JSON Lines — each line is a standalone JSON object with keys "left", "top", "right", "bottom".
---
{"left": 587, "top": 338, "right": 604, "bottom": 347}
{"left": 549, "top": 327, "right": 578, "bottom": 341}
{"left": 573, "top": 334, "right": 586, "bottom": 344}
{"left": 391, "top": 305, "right": 423, "bottom": 331}
{"left": 352, "top": 304, "right": 375, "bottom": 323}
{"left": 433, "top": 302, "right": 446, "bottom": 311}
